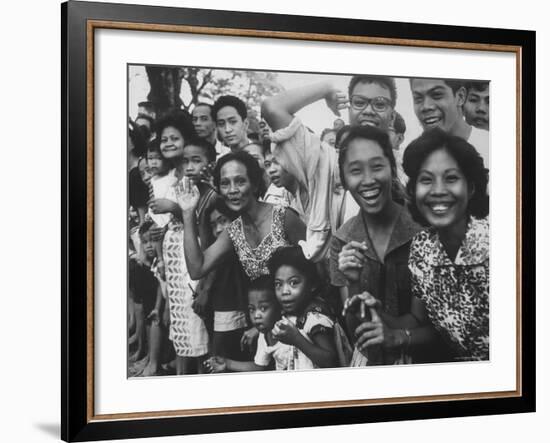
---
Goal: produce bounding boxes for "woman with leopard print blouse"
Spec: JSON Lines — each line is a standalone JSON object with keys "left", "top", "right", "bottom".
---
{"left": 401, "top": 129, "right": 490, "bottom": 361}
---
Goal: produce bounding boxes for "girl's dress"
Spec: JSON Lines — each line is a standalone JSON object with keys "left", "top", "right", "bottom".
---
{"left": 153, "top": 170, "right": 209, "bottom": 357}
{"left": 226, "top": 205, "right": 290, "bottom": 281}
{"left": 408, "top": 216, "right": 490, "bottom": 361}
{"left": 254, "top": 297, "right": 348, "bottom": 370}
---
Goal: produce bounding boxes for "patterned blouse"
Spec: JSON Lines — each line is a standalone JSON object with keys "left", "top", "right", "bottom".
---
{"left": 226, "top": 205, "right": 290, "bottom": 281}
{"left": 408, "top": 216, "right": 490, "bottom": 361}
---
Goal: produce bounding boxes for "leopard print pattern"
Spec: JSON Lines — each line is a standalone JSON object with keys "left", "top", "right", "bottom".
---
{"left": 409, "top": 217, "right": 489, "bottom": 361}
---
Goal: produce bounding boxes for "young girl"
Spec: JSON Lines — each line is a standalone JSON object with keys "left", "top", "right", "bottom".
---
{"left": 330, "top": 125, "right": 422, "bottom": 366}
{"left": 267, "top": 246, "right": 339, "bottom": 369}
{"left": 402, "top": 128, "right": 489, "bottom": 361}
{"left": 149, "top": 111, "right": 209, "bottom": 375}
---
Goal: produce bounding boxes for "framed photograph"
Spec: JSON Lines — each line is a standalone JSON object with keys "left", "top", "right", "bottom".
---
{"left": 62, "top": 0, "right": 535, "bottom": 441}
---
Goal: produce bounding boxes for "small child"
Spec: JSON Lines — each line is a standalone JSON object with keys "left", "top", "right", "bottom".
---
{"left": 128, "top": 221, "right": 165, "bottom": 376}
{"left": 205, "top": 275, "right": 281, "bottom": 372}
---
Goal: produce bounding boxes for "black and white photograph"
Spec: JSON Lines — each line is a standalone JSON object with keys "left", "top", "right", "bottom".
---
{"left": 127, "top": 64, "right": 490, "bottom": 378}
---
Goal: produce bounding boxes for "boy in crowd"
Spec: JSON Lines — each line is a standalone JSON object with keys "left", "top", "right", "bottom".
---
{"left": 463, "top": 81, "right": 489, "bottom": 131}
{"left": 409, "top": 77, "right": 489, "bottom": 168}
{"left": 212, "top": 95, "right": 251, "bottom": 153}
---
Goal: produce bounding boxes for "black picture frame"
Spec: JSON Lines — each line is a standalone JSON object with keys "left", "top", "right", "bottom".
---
{"left": 62, "top": 1, "right": 536, "bottom": 441}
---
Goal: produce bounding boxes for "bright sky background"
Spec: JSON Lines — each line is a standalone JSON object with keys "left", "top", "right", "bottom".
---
{"left": 129, "top": 65, "right": 425, "bottom": 150}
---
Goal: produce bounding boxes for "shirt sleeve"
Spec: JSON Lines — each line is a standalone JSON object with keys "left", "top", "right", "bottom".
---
{"left": 303, "top": 312, "right": 334, "bottom": 339}
{"left": 254, "top": 333, "right": 272, "bottom": 367}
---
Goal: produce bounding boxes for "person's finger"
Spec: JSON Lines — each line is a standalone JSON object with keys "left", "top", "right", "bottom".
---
{"left": 355, "top": 329, "right": 382, "bottom": 348}
{"left": 342, "top": 240, "right": 368, "bottom": 251}
{"left": 339, "top": 257, "right": 363, "bottom": 270}
{"left": 369, "top": 306, "right": 381, "bottom": 323}
{"left": 360, "top": 336, "right": 384, "bottom": 350}
{"left": 354, "top": 321, "right": 377, "bottom": 336}
{"left": 360, "top": 301, "right": 366, "bottom": 320}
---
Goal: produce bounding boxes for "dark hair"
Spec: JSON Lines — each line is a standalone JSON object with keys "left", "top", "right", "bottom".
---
{"left": 204, "top": 195, "right": 239, "bottom": 224}
{"left": 321, "top": 128, "right": 336, "bottom": 141}
{"left": 184, "top": 137, "right": 217, "bottom": 163}
{"left": 213, "top": 150, "right": 267, "bottom": 199}
{"left": 128, "top": 120, "right": 148, "bottom": 157}
{"left": 138, "top": 101, "right": 155, "bottom": 112}
{"left": 465, "top": 80, "right": 489, "bottom": 93}
{"left": 138, "top": 220, "right": 155, "bottom": 237}
{"left": 348, "top": 75, "right": 397, "bottom": 108}
{"left": 392, "top": 111, "right": 406, "bottom": 135}
{"left": 402, "top": 128, "right": 489, "bottom": 225}
{"left": 335, "top": 125, "right": 352, "bottom": 150}
{"left": 267, "top": 246, "right": 319, "bottom": 289}
{"left": 193, "top": 102, "right": 214, "bottom": 118}
{"left": 248, "top": 274, "right": 276, "bottom": 298}
{"left": 243, "top": 142, "right": 266, "bottom": 157}
{"left": 337, "top": 125, "right": 405, "bottom": 204}
{"left": 146, "top": 138, "right": 161, "bottom": 155}
{"left": 409, "top": 78, "right": 466, "bottom": 95}
{"left": 135, "top": 113, "right": 155, "bottom": 129}
{"left": 212, "top": 95, "right": 248, "bottom": 121}
{"left": 155, "top": 110, "right": 196, "bottom": 155}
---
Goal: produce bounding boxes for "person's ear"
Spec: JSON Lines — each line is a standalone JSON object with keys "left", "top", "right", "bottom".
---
{"left": 456, "top": 86, "right": 467, "bottom": 108}
{"left": 243, "top": 118, "right": 250, "bottom": 133}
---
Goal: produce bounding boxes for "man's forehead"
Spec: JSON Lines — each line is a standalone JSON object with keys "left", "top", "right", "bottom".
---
{"left": 217, "top": 105, "right": 241, "bottom": 119}
{"left": 351, "top": 80, "right": 391, "bottom": 96}
{"left": 410, "top": 78, "right": 449, "bottom": 92}
{"left": 193, "top": 105, "right": 212, "bottom": 116}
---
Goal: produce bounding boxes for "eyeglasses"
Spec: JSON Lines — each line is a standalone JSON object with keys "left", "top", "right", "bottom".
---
{"left": 350, "top": 95, "right": 392, "bottom": 112}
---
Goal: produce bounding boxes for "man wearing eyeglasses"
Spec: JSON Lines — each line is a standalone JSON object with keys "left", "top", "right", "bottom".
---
{"left": 261, "top": 76, "right": 397, "bottom": 264}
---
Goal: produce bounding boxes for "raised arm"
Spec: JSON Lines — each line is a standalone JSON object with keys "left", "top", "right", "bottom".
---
{"left": 261, "top": 81, "right": 347, "bottom": 131}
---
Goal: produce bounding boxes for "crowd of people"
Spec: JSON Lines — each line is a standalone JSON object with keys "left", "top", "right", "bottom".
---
{"left": 127, "top": 73, "right": 490, "bottom": 377}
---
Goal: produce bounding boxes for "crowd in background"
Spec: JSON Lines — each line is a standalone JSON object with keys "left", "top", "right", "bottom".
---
{"left": 127, "top": 73, "right": 490, "bottom": 376}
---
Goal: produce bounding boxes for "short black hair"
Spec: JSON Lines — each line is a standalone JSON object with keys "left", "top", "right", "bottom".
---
{"left": 138, "top": 220, "right": 155, "bottom": 237}
{"left": 337, "top": 125, "right": 405, "bottom": 203}
{"left": 248, "top": 274, "right": 276, "bottom": 298}
{"left": 184, "top": 137, "right": 217, "bottom": 163}
{"left": 402, "top": 128, "right": 489, "bottom": 225}
{"left": 392, "top": 111, "right": 406, "bottom": 135}
{"left": 213, "top": 150, "right": 267, "bottom": 198}
{"left": 135, "top": 113, "right": 155, "bottom": 128}
{"left": 409, "top": 77, "right": 466, "bottom": 95}
{"left": 348, "top": 75, "right": 397, "bottom": 108}
{"left": 146, "top": 137, "right": 161, "bottom": 155}
{"left": 204, "top": 195, "right": 239, "bottom": 224}
{"left": 212, "top": 95, "right": 248, "bottom": 121}
{"left": 267, "top": 246, "right": 319, "bottom": 288}
{"left": 155, "top": 110, "right": 196, "bottom": 151}
{"left": 465, "top": 80, "right": 490, "bottom": 93}
{"left": 193, "top": 102, "right": 214, "bottom": 118}
{"left": 129, "top": 120, "right": 149, "bottom": 157}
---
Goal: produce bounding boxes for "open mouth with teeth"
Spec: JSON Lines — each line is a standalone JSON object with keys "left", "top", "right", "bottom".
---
{"left": 359, "top": 119, "right": 379, "bottom": 127}
{"left": 359, "top": 188, "right": 382, "bottom": 205}
{"left": 427, "top": 202, "right": 454, "bottom": 215}
{"left": 422, "top": 116, "right": 442, "bottom": 127}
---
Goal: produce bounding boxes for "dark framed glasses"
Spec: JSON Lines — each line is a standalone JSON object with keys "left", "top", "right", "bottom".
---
{"left": 350, "top": 95, "right": 392, "bottom": 112}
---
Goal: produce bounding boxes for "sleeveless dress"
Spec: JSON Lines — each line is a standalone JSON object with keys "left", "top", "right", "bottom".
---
{"left": 161, "top": 175, "right": 209, "bottom": 358}
{"left": 226, "top": 205, "right": 289, "bottom": 281}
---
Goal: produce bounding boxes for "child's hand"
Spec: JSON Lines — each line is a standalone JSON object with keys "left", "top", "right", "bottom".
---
{"left": 148, "top": 198, "right": 178, "bottom": 214}
{"left": 272, "top": 317, "right": 300, "bottom": 346}
{"left": 174, "top": 177, "right": 200, "bottom": 214}
{"left": 191, "top": 291, "right": 209, "bottom": 318}
{"left": 338, "top": 240, "right": 368, "bottom": 282}
{"left": 204, "top": 356, "right": 227, "bottom": 373}
{"left": 240, "top": 327, "right": 259, "bottom": 352}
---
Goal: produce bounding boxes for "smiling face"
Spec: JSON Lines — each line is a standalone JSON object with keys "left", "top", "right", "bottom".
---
{"left": 160, "top": 126, "right": 185, "bottom": 159}
{"left": 182, "top": 144, "right": 210, "bottom": 184}
{"left": 348, "top": 81, "right": 394, "bottom": 131}
{"left": 216, "top": 106, "right": 249, "bottom": 149}
{"left": 464, "top": 87, "right": 490, "bottom": 130}
{"left": 274, "top": 265, "right": 311, "bottom": 315}
{"left": 415, "top": 148, "right": 472, "bottom": 232}
{"left": 342, "top": 138, "right": 394, "bottom": 216}
{"left": 218, "top": 160, "right": 256, "bottom": 212}
{"left": 192, "top": 105, "right": 216, "bottom": 140}
{"left": 248, "top": 289, "right": 280, "bottom": 333}
{"left": 411, "top": 79, "right": 466, "bottom": 134}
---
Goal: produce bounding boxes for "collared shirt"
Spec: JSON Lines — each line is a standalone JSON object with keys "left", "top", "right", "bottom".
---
{"left": 329, "top": 205, "right": 422, "bottom": 317}
{"left": 408, "top": 216, "right": 489, "bottom": 361}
